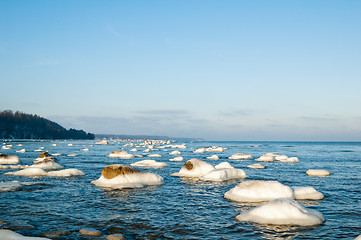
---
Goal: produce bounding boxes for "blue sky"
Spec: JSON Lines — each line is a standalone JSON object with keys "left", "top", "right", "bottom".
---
{"left": 1, "top": 0, "right": 360, "bottom": 141}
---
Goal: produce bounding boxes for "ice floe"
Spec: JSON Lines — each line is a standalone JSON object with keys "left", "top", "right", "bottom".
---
{"left": 224, "top": 180, "right": 294, "bottom": 202}
{"left": 108, "top": 150, "right": 134, "bottom": 159}
{"left": 0, "top": 154, "right": 19, "bottom": 164}
{"left": 92, "top": 164, "right": 163, "bottom": 189}
{"left": 293, "top": 187, "right": 324, "bottom": 200}
{"left": 130, "top": 160, "right": 168, "bottom": 168}
{"left": 247, "top": 163, "right": 265, "bottom": 169}
{"left": 170, "top": 159, "right": 215, "bottom": 178}
{"left": 199, "top": 162, "right": 246, "bottom": 182}
{"left": 206, "top": 155, "right": 219, "bottom": 160}
{"left": 0, "top": 229, "right": 50, "bottom": 239}
{"left": 228, "top": 153, "right": 252, "bottom": 160}
{"left": 306, "top": 169, "right": 331, "bottom": 177}
{"left": 236, "top": 198, "right": 325, "bottom": 226}
{"left": 169, "top": 156, "right": 184, "bottom": 161}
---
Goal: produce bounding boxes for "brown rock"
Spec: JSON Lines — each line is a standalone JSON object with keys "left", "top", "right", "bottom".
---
{"left": 184, "top": 161, "right": 194, "bottom": 170}
{"left": 101, "top": 165, "right": 141, "bottom": 179}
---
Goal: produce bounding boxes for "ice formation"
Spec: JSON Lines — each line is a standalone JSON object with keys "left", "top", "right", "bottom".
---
{"left": 30, "top": 159, "right": 64, "bottom": 170}
{"left": 169, "top": 156, "right": 184, "bottom": 161}
{"left": 200, "top": 162, "right": 246, "bottom": 182}
{"left": 47, "top": 169, "right": 85, "bottom": 177}
{"left": 108, "top": 150, "right": 134, "bottom": 159}
{"left": 293, "top": 187, "right": 324, "bottom": 200}
{"left": 170, "top": 159, "right": 215, "bottom": 178}
{"left": 34, "top": 152, "right": 55, "bottom": 163}
{"left": 206, "top": 155, "right": 219, "bottom": 160}
{"left": 148, "top": 154, "right": 162, "bottom": 157}
{"left": 130, "top": 160, "right": 168, "bottom": 168}
{"left": 4, "top": 167, "right": 48, "bottom": 176}
{"left": 228, "top": 153, "right": 252, "bottom": 160}
{"left": 224, "top": 180, "right": 294, "bottom": 202}
{"left": 193, "top": 147, "right": 207, "bottom": 153}
{"left": 255, "top": 154, "right": 275, "bottom": 162}
{"left": 16, "top": 149, "right": 26, "bottom": 153}
{"left": 236, "top": 198, "right": 325, "bottom": 226}
{"left": 169, "top": 150, "right": 181, "bottom": 155}
{"left": 91, "top": 164, "right": 164, "bottom": 189}
{"left": 306, "top": 169, "right": 331, "bottom": 177}
{"left": 247, "top": 163, "right": 265, "bottom": 169}
{"left": 0, "top": 154, "right": 19, "bottom": 164}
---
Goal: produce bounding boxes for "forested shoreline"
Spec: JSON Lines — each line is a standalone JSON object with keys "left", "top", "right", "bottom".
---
{"left": 0, "top": 110, "right": 94, "bottom": 140}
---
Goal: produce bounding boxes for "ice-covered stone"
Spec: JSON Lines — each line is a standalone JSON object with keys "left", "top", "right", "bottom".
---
{"left": 130, "top": 160, "right": 168, "bottom": 168}
{"left": 306, "top": 169, "right": 331, "bottom": 176}
{"left": 247, "top": 163, "right": 265, "bottom": 169}
{"left": 0, "top": 154, "right": 19, "bottom": 164}
{"left": 91, "top": 165, "right": 164, "bottom": 189}
{"left": 200, "top": 162, "right": 246, "bottom": 182}
{"left": 255, "top": 154, "right": 274, "bottom": 162}
{"left": 108, "top": 150, "right": 134, "bottom": 159}
{"left": 293, "top": 187, "right": 324, "bottom": 200}
{"left": 169, "top": 156, "right": 184, "bottom": 161}
{"left": 193, "top": 147, "right": 207, "bottom": 153}
{"left": 206, "top": 155, "right": 219, "bottom": 160}
{"left": 170, "top": 159, "right": 215, "bottom": 178}
{"left": 169, "top": 150, "right": 181, "bottom": 155}
{"left": 224, "top": 180, "right": 294, "bottom": 202}
{"left": 236, "top": 198, "right": 325, "bottom": 226}
{"left": 228, "top": 153, "right": 252, "bottom": 160}
{"left": 31, "top": 159, "right": 63, "bottom": 170}
{"left": 47, "top": 169, "right": 85, "bottom": 177}
{"left": 4, "top": 167, "right": 47, "bottom": 176}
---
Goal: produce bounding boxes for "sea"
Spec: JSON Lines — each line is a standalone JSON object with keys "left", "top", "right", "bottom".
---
{"left": 0, "top": 140, "right": 360, "bottom": 239}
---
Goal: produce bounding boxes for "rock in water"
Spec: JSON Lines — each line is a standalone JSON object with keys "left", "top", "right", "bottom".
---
{"left": 236, "top": 198, "right": 325, "bottom": 226}
{"left": 91, "top": 164, "right": 164, "bottom": 189}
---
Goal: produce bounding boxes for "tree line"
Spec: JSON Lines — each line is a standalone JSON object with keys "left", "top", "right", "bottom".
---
{"left": 0, "top": 110, "right": 94, "bottom": 139}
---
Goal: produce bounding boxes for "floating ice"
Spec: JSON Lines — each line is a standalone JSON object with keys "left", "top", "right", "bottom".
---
{"left": 16, "top": 149, "right": 26, "bottom": 153}
{"left": 108, "top": 150, "right": 134, "bottom": 159}
{"left": 200, "top": 162, "right": 246, "bottom": 182}
{"left": 247, "top": 163, "right": 265, "bottom": 169}
{"left": 236, "top": 198, "right": 325, "bottom": 226}
{"left": 91, "top": 164, "right": 164, "bottom": 189}
{"left": 306, "top": 169, "right": 331, "bottom": 177}
{"left": 293, "top": 187, "right": 324, "bottom": 200}
{"left": 0, "top": 154, "right": 19, "bottom": 164}
{"left": 206, "top": 155, "right": 219, "bottom": 160}
{"left": 224, "top": 180, "right": 294, "bottom": 202}
{"left": 0, "top": 229, "right": 50, "bottom": 239}
{"left": 169, "top": 156, "right": 184, "bottom": 161}
{"left": 169, "top": 150, "right": 181, "bottom": 155}
{"left": 170, "top": 159, "right": 215, "bottom": 178}
{"left": 130, "top": 160, "right": 168, "bottom": 168}
{"left": 67, "top": 154, "right": 78, "bottom": 157}
{"left": 4, "top": 167, "right": 47, "bottom": 176}
{"left": 47, "top": 169, "right": 85, "bottom": 177}
{"left": 228, "top": 153, "right": 252, "bottom": 160}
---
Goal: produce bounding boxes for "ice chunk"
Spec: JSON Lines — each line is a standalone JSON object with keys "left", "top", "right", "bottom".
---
{"left": 206, "top": 155, "right": 219, "bottom": 160}
{"left": 169, "top": 150, "right": 181, "bottom": 155}
{"left": 0, "top": 154, "right": 19, "bottom": 164}
{"left": 170, "top": 159, "right": 215, "bottom": 178}
{"left": 293, "top": 187, "right": 324, "bottom": 200}
{"left": 224, "top": 180, "right": 294, "bottom": 202}
{"left": 306, "top": 169, "right": 331, "bottom": 176}
{"left": 200, "top": 162, "right": 246, "bottom": 182}
{"left": 130, "top": 160, "right": 168, "bottom": 168}
{"left": 169, "top": 156, "right": 184, "bottom": 161}
{"left": 228, "top": 153, "right": 252, "bottom": 160}
{"left": 108, "top": 150, "right": 134, "bottom": 159}
{"left": 47, "top": 169, "right": 85, "bottom": 177}
{"left": 236, "top": 198, "right": 325, "bottom": 226}
{"left": 91, "top": 165, "right": 164, "bottom": 189}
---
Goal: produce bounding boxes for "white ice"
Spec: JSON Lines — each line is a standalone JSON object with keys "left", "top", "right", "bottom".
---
{"left": 224, "top": 180, "right": 294, "bottom": 202}
{"left": 169, "top": 156, "right": 184, "bottom": 161}
{"left": 130, "top": 160, "right": 168, "bottom": 168}
{"left": 0, "top": 154, "right": 19, "bottom": 164}
{"left": 200, "top": 162, "right": 246, "bottom": 182}
{"left": 169, "top": 150, "right": 181, "bottom": 155}
{"left": 247, "top": 163, "right": 265, "bottom": 169}
{"left": 108, "top": 150, "right": 134, "bottom": 159}
{"left": 293, "top": 187, "right": 324, "bottom": 200}
{"left": 170, "top": 159, "right": 215, "bottom": 178}
{"left": 4, "top": 167, "right": 48, "bottom": 176}
{"left": 0, "top": 229, "right": 50, "bottom": 239}
{"left": 306, "top": 169, "right": 331, "bottom": 177}
{"left": 206, "top": 155, "right": 219, "bottom": 160}
{"left": 236, "top": 198, "right": 325, "bottom": 226}
{"left": 228, "top": 153, "right": 252, "bottom": 160}
{"left": 47, "top": 169, "right": 85, "bottom": 177}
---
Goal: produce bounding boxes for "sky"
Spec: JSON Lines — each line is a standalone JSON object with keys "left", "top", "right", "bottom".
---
{"left": 0, "top": 0, "right": 360, "bottom": 141}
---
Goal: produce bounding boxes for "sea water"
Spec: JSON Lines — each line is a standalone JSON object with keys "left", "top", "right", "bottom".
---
{"left": 0, "top": 140, "right": 360, "bottom": 239}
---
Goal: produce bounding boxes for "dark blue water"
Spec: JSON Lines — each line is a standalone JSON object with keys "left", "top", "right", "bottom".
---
{"left": 0, "top": 140, "right": 360, "bottom": 239}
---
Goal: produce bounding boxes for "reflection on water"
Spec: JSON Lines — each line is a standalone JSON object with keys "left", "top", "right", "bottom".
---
{"left": 0, "top": 140, "right": 360, "bottom": 239}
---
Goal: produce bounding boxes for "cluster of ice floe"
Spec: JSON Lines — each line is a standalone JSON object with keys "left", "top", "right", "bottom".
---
{"left": 171, "top": 159, "right": 246, "bottom": 182}
{"left": 91, "top": 164, "right": 163, "bottom": 189}
{"left": 224, "top": 180, "right": 324, "bottom": 202}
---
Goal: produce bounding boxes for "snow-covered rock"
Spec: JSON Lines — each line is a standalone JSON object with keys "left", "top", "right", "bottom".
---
{"left": 306, "top": 169, "right": 331, "bottom": 177}
{"left": 169, "top": 150, "right": 181, "bottom": 155}
{"left": 293, "top": 187, "right": 324, "bottom": 200}
{"left": 206, "top": 155, "right": 219, "bottom": 160}
{"left": 47, "top": 169, "right": 85, "bottom": 177}
{"left": 280, "top": 157, "right": 299, "bottom": 163}
{"left": 34, "top": 152, "right": 55, "bottom": 163}
{"left": 255, "top": 154, "right": 274, "bottom": 162}
{"left": 193, "top": 147, "right": 207, "bottom": 153}
{"left": 130, "top": 160, "right": 168, "bottom": 168}
{"left": 236, "top": 198, "right": 325, "bottom": 226}
{"left": 4, "top": 167, "right": 48, "bottom": 177}
{"left": 224, "top": 180, "right": 294, "bottom": 202}
{"left": 200, "top": 162, "right": 246, "bottom": 182}
{"left": 0, "top": 154, "right": 19, "bottom": 164}
{"left": 228, "top": 153, "right": 252, "bottom": 160}
{"left": 16, "top": 149, "right": 26, "bottom": 153}
{"left": 169, "top": 156, "right": 184, "bottom": 161}
{"left": 148, "top": 154, "right": 162, "bottom": 157}
{"left": 170, "top": 159, "right": 215, "bottom": 178}
{"left": 108, "top": 150, "right": 134, "bottom": 159}
{"left": 206, "top": 146, "right": 224, "bottom": 153}
{"left": 247, "top": 163, "right": 265, "bottom": 169}
{"left": 91, "top": 165, "right": 164, "bottom": 189}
